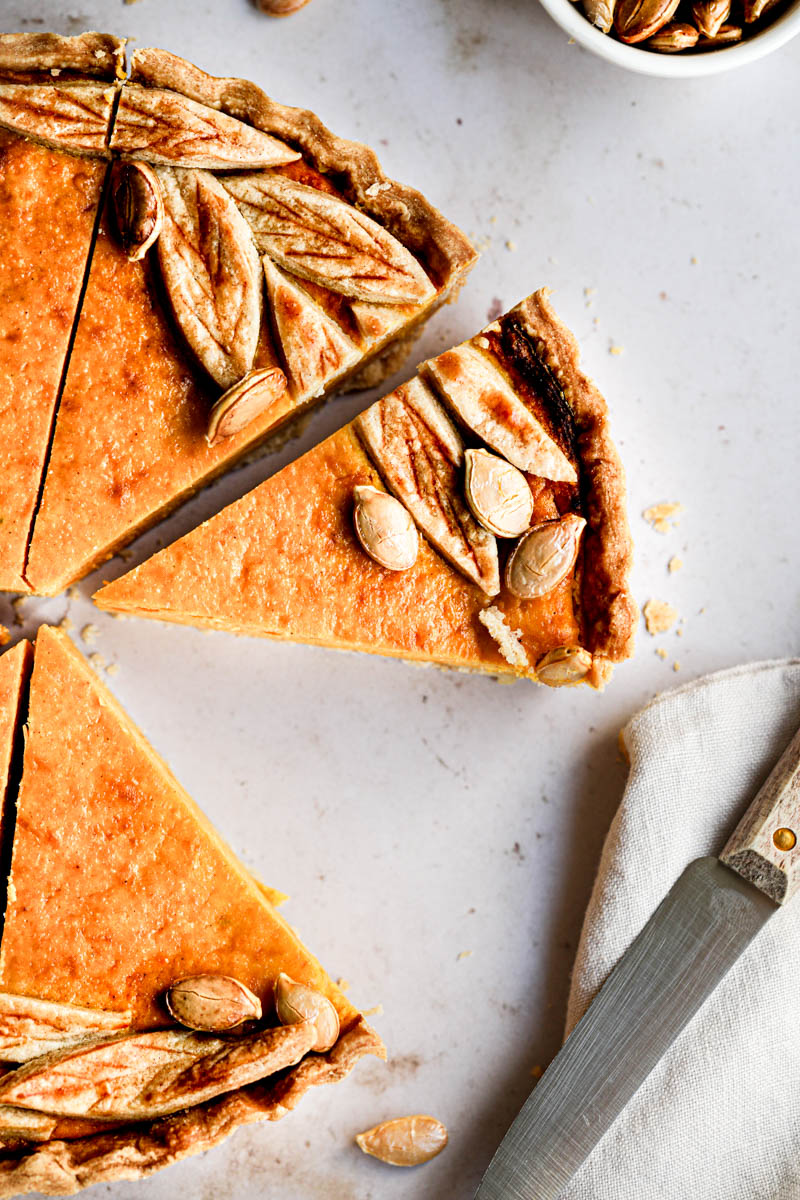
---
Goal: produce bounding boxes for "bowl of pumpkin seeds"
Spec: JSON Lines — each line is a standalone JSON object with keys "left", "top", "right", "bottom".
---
{"left": 538, "top": 0, "right": 800, "bottom": 74}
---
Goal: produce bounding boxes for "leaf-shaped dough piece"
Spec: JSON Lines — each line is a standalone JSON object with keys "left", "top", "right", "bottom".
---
{"left": 0, "top": 1021, "right": 315, "bottom": 1122}
{"left": 264, "top": 256, "right": 360, "bottom": 398}
{"left": 224, "top": 172, "right": 435, "bottom": 305}
{"left": 356, "top": 378, "right": 500, "bottom": 596}
{"left": 0, "top": 993, "right": 132, "bottom": 1064}
{"left": 111, "top": 86, "right": 299, "bottom": 170}
{"left": 156, "top": 166, "right": 263, "bottom": 389}
{"left": 425, "top": 343, "right": 577, "bottom": 483}
{"left": 0, "top": 82, "right": 115, "bottom": 156}
{"left": 350, "top": 300, "right": 408, "bottom": 344}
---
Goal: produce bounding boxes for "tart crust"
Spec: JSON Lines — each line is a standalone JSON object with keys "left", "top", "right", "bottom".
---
{"left": 509, "top": 290, "right": 637, "bottom": 683}
{"left": 127, "top": 47, "right": 475, "bottom": 291}
{"left": 0, "top": 1019, "right": 379, "bottom": 1196}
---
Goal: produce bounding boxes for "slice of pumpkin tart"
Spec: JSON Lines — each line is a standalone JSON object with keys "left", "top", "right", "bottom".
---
{"left": 21, "top": 44, "right": 476, "bottom": 595}
{"left": 0, "top": 32, "right": 122, "bottom": 593}
{"left": 95, "top": 289, "right": 636, "bottom": 689}
{"left": 0, "top": 626, "right": 382, "bottom": 1193}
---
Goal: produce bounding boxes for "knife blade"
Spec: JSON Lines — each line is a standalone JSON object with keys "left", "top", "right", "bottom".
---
{"left": 475, "top": 722, "right": 800, "bottom": 1200}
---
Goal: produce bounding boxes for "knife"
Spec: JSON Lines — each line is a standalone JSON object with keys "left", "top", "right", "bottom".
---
{"left": 475, "top": 722, "right": 800, "bottom": 1200}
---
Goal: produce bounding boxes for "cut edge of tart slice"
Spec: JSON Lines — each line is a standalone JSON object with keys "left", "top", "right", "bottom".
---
{"left": 0, "top": 626, "right": 383, "bottom": 1191}
{"left": 0, "top": 32, "right": 123, "bottom": 594}
{"left": 0, "top": 640, "right": 31, "bottom": 850}
{"left": 20, "top": 44, "right": 477, "bottom": 597}
{"left": 94, "top": 288, "right": 636, "bottom": 690}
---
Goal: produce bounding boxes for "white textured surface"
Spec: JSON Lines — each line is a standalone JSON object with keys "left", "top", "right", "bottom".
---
{"left": 1, "top": 0, "right": 799, "bottom": 1196}
{"left": 564, "top": 660, "right": 800, "bottom": 1200}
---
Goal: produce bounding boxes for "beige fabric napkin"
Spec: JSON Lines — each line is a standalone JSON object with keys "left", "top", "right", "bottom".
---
{"left": 562, "top": 659, "right": 800, "bottom": 1200}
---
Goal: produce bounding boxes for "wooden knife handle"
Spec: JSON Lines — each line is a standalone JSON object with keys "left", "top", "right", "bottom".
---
{"left": 721, "top": 724, "right": 800, "bottom": 905}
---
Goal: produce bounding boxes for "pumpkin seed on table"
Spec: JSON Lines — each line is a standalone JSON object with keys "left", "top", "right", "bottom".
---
{"left": 356, "top": 1114, "right": 448, "bottom": 1167}
{"left": 464, "top": 449, "right": 534, "bottom": 539}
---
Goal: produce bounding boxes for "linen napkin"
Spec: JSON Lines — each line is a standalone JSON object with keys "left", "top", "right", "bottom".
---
{"left": 562, "top": 659, "right": 800, "bottom": 1200}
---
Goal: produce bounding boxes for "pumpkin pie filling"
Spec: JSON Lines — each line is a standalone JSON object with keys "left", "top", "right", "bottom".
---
{"left": 0, "top": 33, "right": 121, "bottom": 594}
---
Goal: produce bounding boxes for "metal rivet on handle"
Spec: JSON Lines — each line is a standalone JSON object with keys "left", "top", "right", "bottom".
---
{"left": 773, "top": 828, "right": 797, "bottom": 852}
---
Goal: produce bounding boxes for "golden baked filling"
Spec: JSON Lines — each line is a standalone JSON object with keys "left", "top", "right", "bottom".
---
{"left": 0, "top": 33, "right": 476, "bottom": 597}
{"left": 95, "top": 290, "right": 636, "bottom": 689}
{"left": 0, "top": 33, "right": 122, "bottom": 594}
{"left": 0, "top": 628, "right": 383, "bottom": 1192}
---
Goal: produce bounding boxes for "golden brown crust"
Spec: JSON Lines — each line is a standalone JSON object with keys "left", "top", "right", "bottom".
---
{"left": 0, "top": 32, "right": 125, "bottom": 83}
{"left": 0, "top": 1018, "right": 383, "bottom": 1197}
{"left": 509, "top": 289, "right": 637, "bottom": 670}
{"left": 128, "top": 47, "right": 476, "bottom": 290}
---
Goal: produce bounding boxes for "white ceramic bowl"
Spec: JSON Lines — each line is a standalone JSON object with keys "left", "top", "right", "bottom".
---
{"left": 538, "top": 0, "right": 800, "bottom": 75}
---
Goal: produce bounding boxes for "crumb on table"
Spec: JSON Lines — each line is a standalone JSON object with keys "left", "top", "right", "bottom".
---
{"left": 643, "top": 599, "right": 679, "bottom": 635}
{"left": 643, "top": 502, "right": 684, "bottom": 534}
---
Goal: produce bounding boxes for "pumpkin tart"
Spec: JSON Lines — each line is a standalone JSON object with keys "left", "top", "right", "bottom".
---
{"left": 0, "top": 33, "right": 122, "bottom": 593}
{"left": 0, "top": 627, "right": 382, "bottom": 1192}
{"left": 0, "top": 42, "right": 476, "bottom": 596}
{"left": 95, "top": 290, "right": 636, "bottom": 689}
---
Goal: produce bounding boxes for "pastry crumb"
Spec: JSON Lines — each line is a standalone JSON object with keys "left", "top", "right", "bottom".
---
{"left": 11, "top": 597, "right": 27, "bottom": 627}
{"left": 364, "top": 180, "right": 391, "bottom": 197}
{"left": 676, "top": 628, "right": 684, "bottom": 638}
{"left": 81, "top": 623, "right": 100, "bottom": 645}
{"left": 0, "top": 625, "right": 9, "bottom": 646}
{"left": 609, "top": 343, "right": 624, "bottom": 356}
{"left": 643, "top": 599, "right": 679, "bottom": 635}
{"left": 668, "top": 555, "right": 683, "bottom": 573}
{"left": 479, "top": 607, "right": 529, "bottom": 671}
{"left": 673, "top": 661, "right": 681, "bottom": 672}
{"left": 530, "top": 1064, "right": 544, "bottom": 1080}
{"left": 88, "top": 653, "right": 106, "bottom": 672}
{"left": 643, "top": 502, "right": 684, "bottom": 534}
{"left": 656, "top": 647, "right": 668, "bottom": 660}
{"left": 457, "top": 950, "right": 473, "bottom": 961}
{"left": 505, "top": 239, "right": 517, "bottom": 252}
{"left": 690, "top": 255, "right": 698, "bottom": 265}
{"left": 106, "top": 662, "right": 120, "bottom": 676}
{"left": 362, "top": 1003, "right": 384, "bottom": 1018}
{"left": 58, "top": 616, "right": 74, "bottom": 633}
{"left": 336, "top": 978, "right": 350, "bottom": 992}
